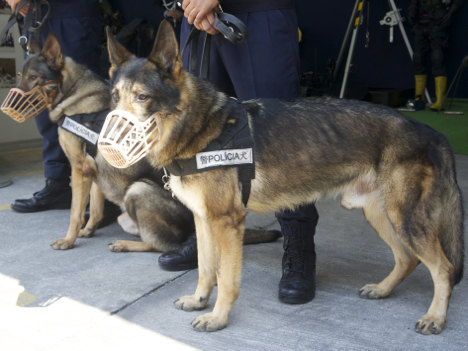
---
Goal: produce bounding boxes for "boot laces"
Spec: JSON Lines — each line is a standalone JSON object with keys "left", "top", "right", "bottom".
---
{"left": 284, "top": 239, "right": 307, "bottom": 275}
{"left": 33, "top": 179, "right": 67, "bottom": 197}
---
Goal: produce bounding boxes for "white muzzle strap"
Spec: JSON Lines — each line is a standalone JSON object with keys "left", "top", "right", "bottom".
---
{"left": 97, "top": 109, "right": 163, "bottom": 168}
{"left": 1, "top": 80, "right": 60, "bottom": 123}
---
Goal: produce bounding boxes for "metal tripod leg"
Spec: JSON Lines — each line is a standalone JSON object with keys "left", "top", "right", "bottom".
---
{"left": 438, "top": 63, "right": 465, "bottom": 113}
{"left": 340, "top": 0, "right": 367, "bottom": 98}
{"left": 333, "top": 0, "right": 360, "bottom": 84}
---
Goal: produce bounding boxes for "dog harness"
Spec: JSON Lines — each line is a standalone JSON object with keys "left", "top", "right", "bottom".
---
{"left": 165, "top": 99, "right": 255, "bottom": 207}
{"left": 57, "top": 110, "right": 110, "bottom": 158}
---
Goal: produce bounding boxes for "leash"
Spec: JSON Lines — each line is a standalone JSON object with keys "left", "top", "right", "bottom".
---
{"left": 0, "top": 0, "right": 52, "bottom": 53}
{"left": 180, "top": 11, "right": 248, "bottom": 79}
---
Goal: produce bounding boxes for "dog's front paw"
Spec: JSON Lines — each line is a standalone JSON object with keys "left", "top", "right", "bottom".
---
{"left": 191, "top": 312, "right": 227, "bottom": 332}
{"left": 78, "top": 227, "right": 95, "bottom": 238}
{"left": 415, "top": 314, "right": 446, "bottom": 335}
{"left": 108, "top": 241, "right": 128, "bottom": 252}
{"left": 174, "top": 295, "right": 208, "bottom": 312}
{"left": 51, "top": 239, "right": 74, "bottom": 250}
{"left": 359, "top": 284, "right": 389, "bottom": 299}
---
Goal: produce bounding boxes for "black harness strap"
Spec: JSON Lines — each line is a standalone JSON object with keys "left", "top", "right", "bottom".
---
{"left": 57, "top": 110, "right": 110, "bottom": 158}
{"left": 165, "top": 99, "right": 255, "bottom": 207}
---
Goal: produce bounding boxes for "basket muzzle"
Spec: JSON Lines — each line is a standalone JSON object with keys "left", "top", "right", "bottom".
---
{"left": 97, "top": 110, "right": 163, "bottom": 168}
{"left": 1, "top": 80, "right": 60, "bottom": 123}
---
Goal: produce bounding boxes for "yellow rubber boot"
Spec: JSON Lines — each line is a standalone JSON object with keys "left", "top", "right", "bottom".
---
{"left": 430, "top": 76, "right": 447, "bottom": 111}
{"left": 415, "top": 75, "right": 427, "bottom": 99}
{"left": 406, "top": 75, "right": 427, "bottom": 110}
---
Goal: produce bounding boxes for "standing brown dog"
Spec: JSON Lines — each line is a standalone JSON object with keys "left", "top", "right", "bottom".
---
{"left": 105, "top": 21, "right": 464, "bottom": 335}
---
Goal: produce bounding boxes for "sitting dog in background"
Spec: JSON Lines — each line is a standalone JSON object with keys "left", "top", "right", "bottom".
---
{"left": 14, "top": 33, "right": 280, "bottom": 253}
{"left": 105, "top": 21, "right": 464, "bottom": 335}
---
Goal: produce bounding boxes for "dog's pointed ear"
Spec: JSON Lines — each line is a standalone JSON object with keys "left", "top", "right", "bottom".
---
{"left": 28, "top": 35, "right": 41, "bottom": 55}
{"left": 148, "top": 20, "right": 182, "bottom": 76}
{"left": 41, "top": 33, "right": 64, "bottom": 70}
{"left": 107, "top": 27, "right": 135, "bottom": 77}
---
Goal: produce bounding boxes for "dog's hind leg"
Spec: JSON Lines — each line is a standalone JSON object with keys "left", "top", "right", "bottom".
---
{"left": 359, "top": 191, "right": 421, "bottom": 299}
{"left": 174, "top": 214, "right": 217, "bottom": 313}
{"left": 117, "top": 212, "right": 139, "bottom": 236}
{"left": 78, "top": 182, "right": 105, "bottom": 238}
{"left": 109, "top": 180, "right": 193, "bottom": 252}
{"left": 109, "top": 240, "right": 156, "bottom": 252}
{"left": 382, "top": 159, "right": 462, "bottom": 335}
{"left": 412, "top": 242, "right": 455, "bottom": 335}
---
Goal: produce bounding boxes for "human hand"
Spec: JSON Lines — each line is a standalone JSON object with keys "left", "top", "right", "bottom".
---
{"left": 7, "top": 0, "right": 30, "bottom": 17}
{"left": 166, "top": 9, "right": 183, "bottom": 20}
{"left": 197, "top": 10, "right": 219, "bottom": 35}
{"left": 182, "top": 0, "right": 219, "bottom": 28}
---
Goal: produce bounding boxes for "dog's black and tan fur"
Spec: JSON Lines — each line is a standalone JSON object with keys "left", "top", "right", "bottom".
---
{"left": 107, "top": 21, "right": 464, "bottom": 334}
{"left": 17, "top": 33, "right": 279, "bottom": 253}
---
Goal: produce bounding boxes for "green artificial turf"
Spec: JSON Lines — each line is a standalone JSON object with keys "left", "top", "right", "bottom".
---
{"left": 398, "top": 98, "right": 468, "bottom": 155}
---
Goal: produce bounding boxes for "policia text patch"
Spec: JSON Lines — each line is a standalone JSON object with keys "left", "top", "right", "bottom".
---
{"left": 196, "top": 148, "right": 253, "bottom": 170}
{"left": 61, "top": 117, "right": 99, "bottom": 144}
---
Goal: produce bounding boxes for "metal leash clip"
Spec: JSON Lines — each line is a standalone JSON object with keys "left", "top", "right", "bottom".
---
{"left": 162, "top": 168, "right": 176, "bottom": 198}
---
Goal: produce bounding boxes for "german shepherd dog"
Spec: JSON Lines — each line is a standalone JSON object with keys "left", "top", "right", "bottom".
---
{"left": 106, "top": 21, "right": 464, "bottom": 335}
{"left": 17, "top": 33, "right": 279, "bottom": 253}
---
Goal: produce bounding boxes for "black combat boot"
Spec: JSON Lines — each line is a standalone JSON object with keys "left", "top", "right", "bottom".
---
{"left": 11, "top": 178, "right": 72, "bottom": 213}
{"left": 158, "top": 233, "right": 198, "bottom": 271}
{"left": 278, "top": 236, "right": 316, "bottom": 304}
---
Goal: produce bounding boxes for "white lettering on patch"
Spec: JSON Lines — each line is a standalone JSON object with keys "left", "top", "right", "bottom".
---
{"left": 62, "top": 117, "right": 99, "bottom": 145}
{"left": 196, "top": 148, "right": 253, "bottom": 170}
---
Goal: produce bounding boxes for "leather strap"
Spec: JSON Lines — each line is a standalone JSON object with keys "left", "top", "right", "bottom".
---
{"left": 0, "top": 0, "right": 52, "bottom": 53}
{"left": 180, "top": 11, "right": 248, "bottom": 80}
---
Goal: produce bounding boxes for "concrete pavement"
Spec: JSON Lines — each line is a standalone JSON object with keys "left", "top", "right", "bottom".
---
{"left": 0, "top": 147, "right": 467, "bottom": 350}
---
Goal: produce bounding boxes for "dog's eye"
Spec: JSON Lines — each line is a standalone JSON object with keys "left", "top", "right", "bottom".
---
{"left": 28, "top": 75, "right": 38, "bottom": 82}
{"left": 112, "top": 92, "right": 119, "bottom": 102}
{"left": 137, "top": 94, "right": 148, "bottom": 102}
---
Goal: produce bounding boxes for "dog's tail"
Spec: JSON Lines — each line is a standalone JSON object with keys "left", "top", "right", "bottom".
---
{"left": 438, "top": 146, "right": 465, "bottom": 286}
{"left": 243, "top": 229, "right": 282, "bottom": 245}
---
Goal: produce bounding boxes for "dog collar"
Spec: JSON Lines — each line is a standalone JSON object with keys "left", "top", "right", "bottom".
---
{"left": 165, "top": 99, "right": 255, "bottom": 206}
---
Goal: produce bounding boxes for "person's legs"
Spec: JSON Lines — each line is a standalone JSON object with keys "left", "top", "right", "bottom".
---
{"left": 276, "top": 206, "right": 318, "bottom": 303}
{"left": 213, "top": 9, "right": 318, "bottom": 304}
{"left": 210, "top": 9, "right": 300, "bottom": 100}
{"left": 429, "top": 25, "right": 449, "bottom": 111}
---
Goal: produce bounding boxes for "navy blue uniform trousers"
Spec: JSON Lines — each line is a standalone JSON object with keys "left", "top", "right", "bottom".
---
{"left": 31, "top": 8, "right": 102, "bottom": 180}
{"left": 180, "top": 9, "right": 319, "bottom": 238}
